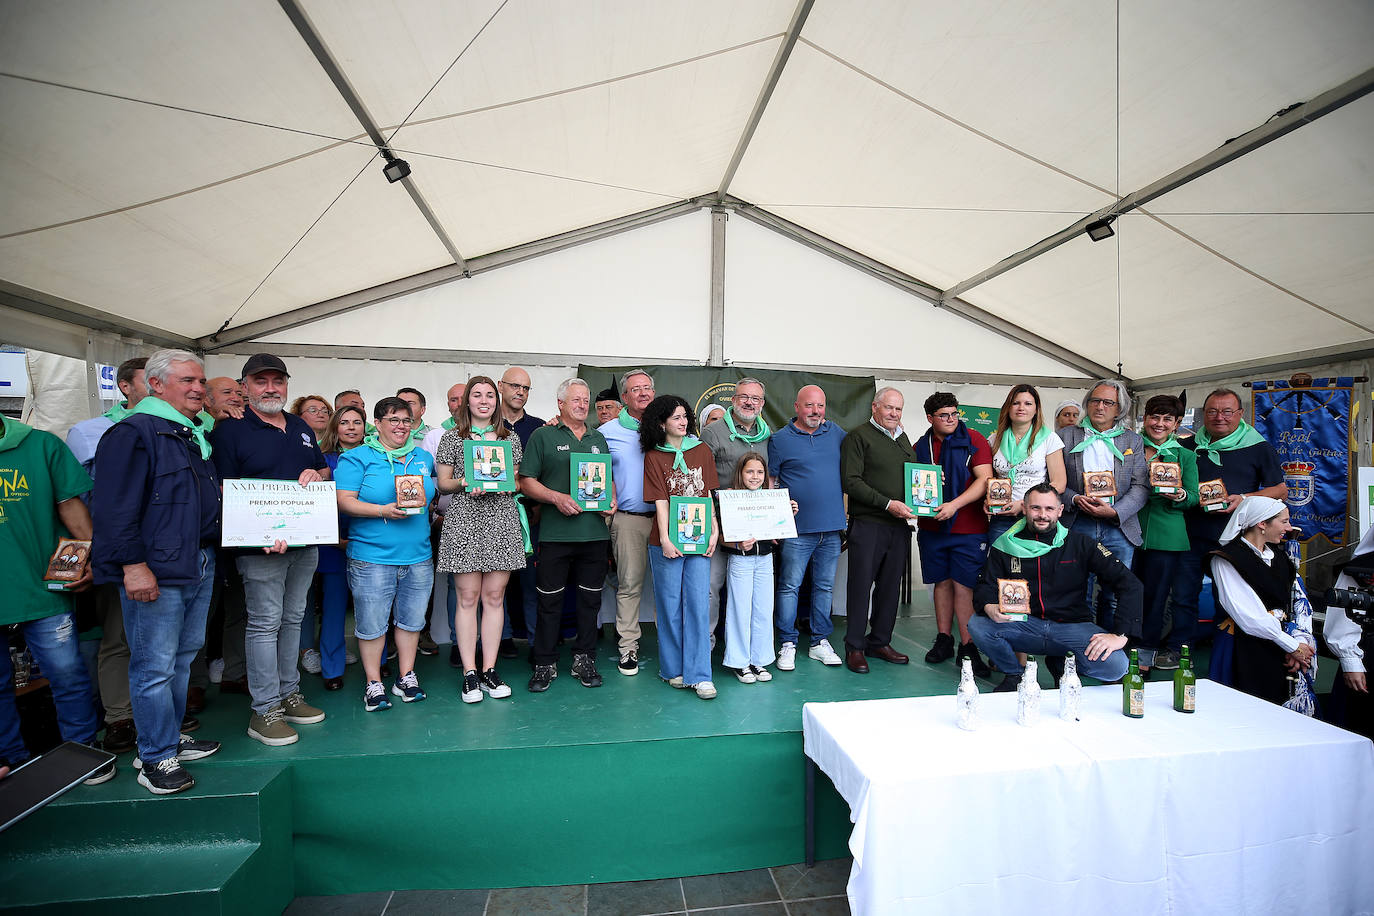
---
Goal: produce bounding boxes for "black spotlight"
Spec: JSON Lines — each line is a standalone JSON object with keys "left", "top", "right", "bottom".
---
{"left": 1085, "top": 216, "right": 1116, "bottom": 242}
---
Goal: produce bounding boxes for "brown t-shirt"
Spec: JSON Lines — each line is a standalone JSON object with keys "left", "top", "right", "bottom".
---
{"left": 643, "top": 442, "right": 719, "bottom": 547}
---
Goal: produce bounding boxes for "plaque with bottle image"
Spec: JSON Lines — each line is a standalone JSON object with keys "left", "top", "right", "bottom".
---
{"left": 669, "top": 496, "right": 712, "bottom": 554}
{"left": 463, "top": 438, "right": 516, "bottom": 493}
{"left": 570, "top": 452, "right": 612, "bottom": 511}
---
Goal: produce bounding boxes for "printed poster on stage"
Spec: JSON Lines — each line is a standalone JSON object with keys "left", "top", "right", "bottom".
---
{"left": 1252, "top": 377, "right": 1353, "bottom": 544}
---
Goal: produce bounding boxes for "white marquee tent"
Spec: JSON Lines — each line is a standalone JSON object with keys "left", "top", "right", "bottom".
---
{"left": 2, "top": 0, "right": 1373, "bottom": 420}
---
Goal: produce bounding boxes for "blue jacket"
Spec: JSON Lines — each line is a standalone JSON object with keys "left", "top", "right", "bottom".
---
{"left": 92, "top": 413, "right": 221, "bottom": 587}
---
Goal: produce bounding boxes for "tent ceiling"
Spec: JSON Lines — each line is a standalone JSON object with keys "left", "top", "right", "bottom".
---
{"left": 1, "top": 0, "right": 1371, "bottom": 385}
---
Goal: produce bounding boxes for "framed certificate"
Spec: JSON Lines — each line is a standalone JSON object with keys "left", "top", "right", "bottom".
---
{"left": 904, "top": 462, "right": 943, "bottom": 517}
{"left": 669, "top": 496, "right": 713, "bottom": 555}
{"left": 221, "top": 479, "right": 339, "bottom": 547}
{"left": 463, "top": 438, "right": 515, "bottom": 493}
{"left": 570, "top": 452, "right": 612, "bottom": 511}
{"left": 718, "top": 488, "right": 797, "bottom": 542}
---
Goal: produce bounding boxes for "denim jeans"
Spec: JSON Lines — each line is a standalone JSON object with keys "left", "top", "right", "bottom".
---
{"left": 648, "top": 549, "right": 712, "bottom": 685}
{"left": 348, "top": 559, "right": 434, "bottom": 639}
{"left": 238, "top": 548, "right": 318, "bottom": 716}
{"left": 723, "top": 553, "right": 775, "bottom": 669}
{"left": 1068, "top": 517, "right": 1135, "bottom": 631}
{"left": 122, "top": 548, "right": 215, "bottom": 766}
{"left": 968, "top": 615, "right": 1129, "bottom": 682}
{"left": 775, "top": 531, "right": 841, "bottom": 648}
{"left": 1168, "top": 539, "right": 1219, "bottom": 652}
{"left": 0, "top": 611, "right": 100, "bottom": 764}
{"left": 319, "top": 569, "right": 349, "bottom": 679}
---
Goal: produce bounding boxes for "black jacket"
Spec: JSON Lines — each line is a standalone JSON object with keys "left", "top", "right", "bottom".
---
{"left": 973, "top": 527, "right": 1143, "bottom": 638}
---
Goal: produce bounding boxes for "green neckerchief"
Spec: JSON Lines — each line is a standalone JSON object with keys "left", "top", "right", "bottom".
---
{"left": 515, "top": 494, "right": 533, "bottom": 554}
{"left": 363, "top": 433, "right": 417, "bottom": 474}
{"left": 656, "top": 436, "right": 701, "bottom": 473}
{"left": 0, "top": 417, "right": 33, "bottom": 453}
{"left": 1146, "top": 433, "right": 1183, "bottom": 462}
{"left": 617, "top": 407, "right": 640, "bottom": 431}
{"left": 996, "top": 424, "right": 1050, "bottom": 488}
{"left": 1193, "top": 420, "right": 1266, "bottom": 467}
{"left": 408, "top": 423, "right": 430, "bottom": 443}
{"left": 1069, "top": 416, "right": 1126, "bottom": 462}
{"left": 442, "top": 416, "right": 457, "bottom": 430}
{"left": 197, "top": 409, "right": 215, "bottom": 432}
{"left": 723, "top": 409, "right": 770, "bottom": 444}
{"left": 132, "top": 396, "right": 212, "bottom": 459}
{"left": 469, "top": 424, "right": 496, "bottom": 436}
{"left": 103, "top": 401, "right": 132, "bottom": 423}
{"left": 992, "top": 518, "right": 1069, "bottom": 558}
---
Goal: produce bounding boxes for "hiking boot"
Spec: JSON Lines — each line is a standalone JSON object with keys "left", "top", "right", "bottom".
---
{"left": 571, "top": 653, "right": 602, "bottom": 688}
{"left": 248, "top": 707, "right": 298, "bottom": 746}
{"left": 528, "top": 664, "right": 556, "bottom": 693}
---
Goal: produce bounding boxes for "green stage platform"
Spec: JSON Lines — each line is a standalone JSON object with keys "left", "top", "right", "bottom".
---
{"left": 0, "top": 613, "right": 1215, "bottom": 911}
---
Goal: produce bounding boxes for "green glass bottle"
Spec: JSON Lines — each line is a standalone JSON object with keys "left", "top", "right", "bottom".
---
{"left": 1173, "top": 645, "right": 1196, "bottom": 713}
{"left": 1123, "top": 648, "right": 1145, "bottom": 718}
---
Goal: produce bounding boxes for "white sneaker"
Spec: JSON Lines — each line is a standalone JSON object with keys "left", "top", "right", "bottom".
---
{"left": 668, "top": 676, "right": 686, "bottom": 688}
{"left": 778, "top": 643, "right": 796, "bottom": 671}
{"left": 207, "top": 658, "right": 225, "bottom": 684}
{"left": 734, "top": 667, "right": 757, "bottom": 684}
{"left": 751, "top": 664, "right": 773, "bottom": 682}
{"left": 694, "top": 681, "right": 717, "bottom": 699}
{"left": 809, "top": 639, "right": 842, "bottom": 666}
{"left": 299, "top": 648, "right": 322, "bottom": 675}
{"left": 344, "top": 648, "right": 359, "bottom": 665}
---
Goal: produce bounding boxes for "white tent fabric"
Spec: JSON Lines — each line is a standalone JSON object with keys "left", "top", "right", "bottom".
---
{"left": 2, "top": 0, "right": 1371, "bottom": 385}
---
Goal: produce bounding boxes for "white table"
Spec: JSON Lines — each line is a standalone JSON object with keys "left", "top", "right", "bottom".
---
{"left": 803, "top": 681, "right": 1374, "bottom": 916}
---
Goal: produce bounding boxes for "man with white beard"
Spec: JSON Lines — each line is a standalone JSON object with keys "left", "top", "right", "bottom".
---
{"left": 209, "top": 354, "right": 331, "bottom": 748}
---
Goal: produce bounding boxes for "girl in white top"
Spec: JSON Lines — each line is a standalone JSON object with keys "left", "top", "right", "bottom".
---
{"left": 987, "top": 384, "right": 1066, "bottom": 541}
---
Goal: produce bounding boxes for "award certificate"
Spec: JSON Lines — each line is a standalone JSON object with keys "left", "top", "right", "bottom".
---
{"left": 718, "top": 488, "right": 797, "bottom": 542}
{"left": 222, "top": 479, "right": 339, "bottom": 547}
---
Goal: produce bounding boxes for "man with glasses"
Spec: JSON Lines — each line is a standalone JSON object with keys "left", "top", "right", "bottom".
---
{"left": 1169, "top": 388, "right": 1286, "bottom": 669}
{"left": 499, "top": 368, "right": 545, "bottom": 655}
{"left": 701, "top": 378, "right": 772, "bottom": 646}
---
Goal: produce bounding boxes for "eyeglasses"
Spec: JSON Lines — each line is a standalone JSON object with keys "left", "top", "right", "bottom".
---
{"left": 302, "top": 406, "right": 331, "bottom": 415}
{"left": 378, "top": 417, "right": 411, "bottom": 426}
{"left": 736, "top": 395, "right": 764, "bottom": 404}
{"left": 625, "top": 385, "right": 653, "bottom": 395}
{"left": 1086, "top": 398, "right": 1117, "bottom": 408}
{"left": 501, "top": 382, "right": 531, "bottom": 392}
{"left": 932, "top": 411, "right": 960, "bottom": 421}
{"left": 1203, "top": 408, "right": 1240, "bottom": 418}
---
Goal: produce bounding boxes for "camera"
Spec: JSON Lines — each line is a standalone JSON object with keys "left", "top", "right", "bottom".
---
{"left": 1326, "top": 555, "right": 1374, "bottom": 632}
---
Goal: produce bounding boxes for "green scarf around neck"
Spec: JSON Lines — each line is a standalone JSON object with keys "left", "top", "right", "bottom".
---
{"left": 1146, "top": 433, "right": 1183, "bottom": 462}
{"left": 132, "top": 396, "right": 212, "bottom": 459}
{"left": 1192, "top": 420, "right": 1266, "bottom": 466}
{"left": 656, "top": 435, "right": 701, "bottom": 473}
{"left": 469, "top": 423, "right": 496, "bottom": 436}
{"left": 724, "top": 409, "right": 770, "bottom": 444}
{"left": 996, "top": 424, "right": 1050, "bottom": 487}
{"left": 992, "top": 518, "right": 1069, "bottom": 558}
{"left": 0, "top": 417, "right": 33, "bottom": 453}
{"left": 103, "top": 401, "right": 132, "bottom": 423}
{"left": 442, "top": 416, "right": 457, "bottom": 430}
{"left": 364, "top": 433, "right": 417, "bottom": 473}
{"left": 1069, "top": 416, "right": 1126, "bottom": 462}
{"left": 617, "top": 407, "right": 640, "bottom": 432}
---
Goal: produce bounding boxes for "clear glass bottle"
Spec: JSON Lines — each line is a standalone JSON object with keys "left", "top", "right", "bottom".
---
{"left": 1059, "top": 652, "right": 1082, "bottom": 721}
{"left": 956, "top": 658, "right": 980, "bottom": 731}
{"left": 1016, "top": 657, "right": 1041, "bottom": 726}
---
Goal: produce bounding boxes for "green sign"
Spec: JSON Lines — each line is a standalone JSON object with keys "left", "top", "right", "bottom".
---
{"left": 958, "top": 405, "right": 999, "bottom": 441}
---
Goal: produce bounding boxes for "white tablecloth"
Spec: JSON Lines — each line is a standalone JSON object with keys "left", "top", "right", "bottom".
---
{"left": 803, "top": 681, "right": 1374, "bottom": 916}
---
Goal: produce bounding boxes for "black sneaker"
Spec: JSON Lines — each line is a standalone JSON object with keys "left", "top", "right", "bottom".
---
{"left": 958, "top": 641, "right": 992, "bottom": 679}
{"left": 498, "top": 638, "right": 519, "bottom": 659}
{"left": 617, "top": 649, "right": 639, "bottom": 676}
{"left": 448, "top": 644, "right": 461, "bottom": 669}
{"left": 180, "top": 714, "right": 200, "bottom": 733}
{"left": 133, "top": 734, "right": 221, "bottom": 769}
{"left": 137, "top": 757, "right": 195, "bottom": 795}
{"left": 571, "top": 653, "right": 603, "bottom": 688}
{"left": 101, "top": 718, "right": 137, "bottom": 754}
{"left": 1153, "top": 649, "right": 1181, "bottom": 670}
{"left": 924, "top": 632, "right": 955, "bottom": 664}
{"left": 480, "top": 668, "right": 512, "bottom": 698}
{"left": 83, "top": 756, "right": 117, "bottom": 786}
{"left": 993, "top": 673, "right": 1022, "bottom": 693}
{"left": 460, "top": 670, "right": 482, "bottom": 704}
{"left": 528, "top": 664, "right": 556, "bottom": 693}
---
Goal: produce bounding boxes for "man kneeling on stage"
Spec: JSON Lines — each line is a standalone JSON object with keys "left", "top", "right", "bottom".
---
{"left": 970, "top": 482, "right": 1141, "bottom": 692}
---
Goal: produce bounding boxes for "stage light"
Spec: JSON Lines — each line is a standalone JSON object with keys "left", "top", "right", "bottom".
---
{"left": 1085, "top": 217, "right": 1116, "bottom": 242}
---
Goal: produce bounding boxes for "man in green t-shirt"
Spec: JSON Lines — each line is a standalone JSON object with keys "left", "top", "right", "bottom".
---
{"left": 518, "top": 378, "right": 615, "bottom": 693}
{"left": 0, "top": 414, "right": 110, "bottom": 783}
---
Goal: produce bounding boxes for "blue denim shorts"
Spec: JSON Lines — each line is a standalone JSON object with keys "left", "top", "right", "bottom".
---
{"left": 347, "top": 559, "right": 434, "bottom": 640}
{"left": 916, "top": 531, "right": 988, "bottom": 589}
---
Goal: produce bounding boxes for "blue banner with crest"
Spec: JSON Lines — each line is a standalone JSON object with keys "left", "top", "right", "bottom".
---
{"left": 1251, "top": 377, "right": 1352, "bottom": 544}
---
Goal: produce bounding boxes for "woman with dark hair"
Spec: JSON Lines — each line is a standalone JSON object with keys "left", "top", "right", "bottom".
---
{"left": 313, "top": 404, "right": 367, "bottom": 690}
{"left": 639, "top": 395, "right": 720, "bottom": 699}
{"left": 435, "top": 375, "right": 523, "bottom": 704}
{"left": 987, "top": 384, "right": 1065, "bottom": 542}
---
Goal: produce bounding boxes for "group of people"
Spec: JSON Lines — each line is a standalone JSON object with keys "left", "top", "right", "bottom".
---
{"left": 2, "top": 350, "right": 1367, "bottom": 796}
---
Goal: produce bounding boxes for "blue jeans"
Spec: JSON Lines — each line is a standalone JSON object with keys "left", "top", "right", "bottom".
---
{"left": 1069, "top": 517, "right": 1135, "bottom": 631}
{"left": 319, "top": 570, "right": 349, "bottom": 679}
{"left": 723, "top": 553, "right": 775, "bottom": 669}
{"left": 122, "top": 548, "right": 215, "bottom": 766}
{"left": 776, "top": 531, "right": 841, "bottom": 648}
{"left": 648, "top": 550, "right": 712, "bottom": 685}
{"left": 348, "top": 560, "right": 434, "bottom": 639}
{"left": 0, "top": 611, "right": 100, "bottom": 764}
{"left": 238, "top": 548, "right": 319, "bottom": 716}
{"left": 1168, "top": 539, "right": 1219, "bottom": 652}
{"left": 987, "top": 514, "right": 1016, "bottom": 544}
{"left": 968, "top": 615, "right": 1129, "bottom": 682}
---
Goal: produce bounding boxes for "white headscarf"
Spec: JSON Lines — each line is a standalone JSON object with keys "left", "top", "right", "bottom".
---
{"left": 1219, "top": 495, "right": 1294, "bottom": 544}
{"left": 1054, "top": 399, "right": 1080, "bottom": 417}
{"left": 700, "top": 404, "right": 725, "bottom": 424}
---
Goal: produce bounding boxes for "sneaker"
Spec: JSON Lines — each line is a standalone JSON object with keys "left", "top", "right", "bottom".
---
{"left": 281, "top": 691, "right": 326, "bottom": 724}
{"left": 460, "top": 670, "right": 482, "bottom": 704}
{"left": 133, "top": 734, "right": 221, "bottom": 769}
{"left": 102, "top": 718, "right": 137, "bottom": 755}
{"left": 957, "top": 641, "right": 992, "bottom": 679}
{"left": 571, "top": 653, "right": 603, "bottom": 688}
{"left": 363, "top": 680, "right": 391, "bottom": 712}
{"left": 528, "top": 664, "right": 556, "bottom": 692}
{"left": 734, "top": 666, "right": 757, "bottom": 684}
{"left": 751, "top": 664, "right": 773, "bottom": 682}
{"left": 137, "top": 757, "right": 194, "bottom": 795}
{"left": 1153, "top": 649, "right": 1181, "bottom": 670}
{"left": 449, "top": 644, "right": 462, "bottom": 669}
{"left": 498, "top": 638, "right": 519, "bottom": 659}
{"left": 809, "top": 639, "right": 842, "bottom": 666}
{"left": 83, "top": 755, "right": 117, "bottom": 786}
{"left": 392, "top": 671, "right": 427, "bottom": 703}
{"left": 417, "top": 630, "right": 439, "bottom": 656}
{"left": 924, "top": 632, "right": 956, "bottom": 664}
{"left": 668, "top": 676, "right": 685, "bottom": 688}
{"left": 480, "top": 668, "right": 512, "bottom": 698}
{"left": 777, "top": 643, "right": 796, "bottom": 671}
{"left": 617, "top": 649, "right": 639, "bottom": 676}
{"left": 344, "top": 648, "right": 359, "bottom": 665}
{"left": 208, "top": 657, "right": 225, "bottom": 684}
{"left": 693, "top": 681, "right": 717, "bottom": 699}
{"left": 993, "top": 673, "right": 1022, "bottom": 693}
{"left": 299, "top": 648, "right": 322, "bottom": 674}
{"left": 181, "top": 714, "right": 200, "bottom": 733}
{"left": 248, "top": 707, "right": 299, "bottom": 745}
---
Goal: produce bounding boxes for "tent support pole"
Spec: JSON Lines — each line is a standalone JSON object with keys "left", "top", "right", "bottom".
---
{"left": 710, "top": 208, "right": 728, "bottom": 367}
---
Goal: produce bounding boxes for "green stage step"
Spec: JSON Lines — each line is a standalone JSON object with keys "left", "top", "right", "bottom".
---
{"left": 0, "top": 763, "right": 293, "bottom": 915}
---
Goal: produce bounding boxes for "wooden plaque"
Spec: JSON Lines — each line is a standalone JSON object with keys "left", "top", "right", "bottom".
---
{"left": 1149, "top": 461, "right": 1182, "bottom": 493}
{"left": 998, "top": 578, "right": 1030, "bottom": 622}
{"left": 395, "top": 474, "right": 426, "bottom": 515}
{"left": 1199, "top": 478, "right": 1229, "bottom": 511}
{"left": 44, "top": 538, "right": 91, "bottom": 590}
{"left": 985, "top": 477, "right": 1013, "bottom": 514}
{"left": 1082, "top": 470, "right": 1117, "bottom": 500}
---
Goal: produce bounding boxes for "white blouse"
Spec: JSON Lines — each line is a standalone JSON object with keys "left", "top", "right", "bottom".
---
{"left": 1211, "top": 539, "right": 1309, "bottom": 653}
{"left": 991, "top": 429, "right": 1064, "bottom": 501}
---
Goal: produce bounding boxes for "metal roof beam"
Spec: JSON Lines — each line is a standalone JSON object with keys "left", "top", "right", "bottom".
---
{"left": 1131, "top": 339, "right": 1374, "bottom": 390}
{"left": 204, "top": 342, "right": 704, "bottom": 368}
{"left": 0, "top": 281, "right": 194, "bottom": 351}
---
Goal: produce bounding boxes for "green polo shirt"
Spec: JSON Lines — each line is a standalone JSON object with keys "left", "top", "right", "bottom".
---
{"left": 520, "top": 421, "right": 612, "bottom": 543}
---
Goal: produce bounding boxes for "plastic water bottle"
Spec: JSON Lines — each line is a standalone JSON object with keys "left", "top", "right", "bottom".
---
{"left": 1016, "top": 657, "right": 1041, "bottom": 726}
{"left": 1059, "top": 652, "right": 1082, "bottom": 721}
{"left": 956, "top": 658, "right": 980, "bottom": 731}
